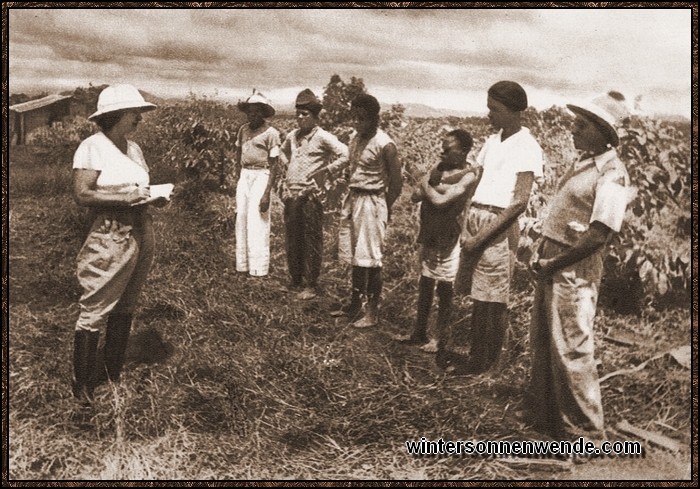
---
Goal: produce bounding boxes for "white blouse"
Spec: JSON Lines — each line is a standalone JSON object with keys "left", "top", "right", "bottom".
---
{"left": 73, "top": 132, "right": 150, "bottom": 192}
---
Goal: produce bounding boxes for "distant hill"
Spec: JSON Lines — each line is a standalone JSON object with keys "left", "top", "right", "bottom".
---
{"left": 273, "top": 101, "right": 479, "bottom": 119}
{"left": 139, "top": 90, "right": 168, "bottom": 106}
{"left": 656, "top": 113, "right": 691, "bottom": 124}
{"left": 401, "top": 103, "right": 479, "bottom": 119}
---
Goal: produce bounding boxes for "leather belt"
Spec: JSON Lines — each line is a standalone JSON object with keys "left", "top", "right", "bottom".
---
{"left": 471, "top": 202, "right": 504, "bottom": 213}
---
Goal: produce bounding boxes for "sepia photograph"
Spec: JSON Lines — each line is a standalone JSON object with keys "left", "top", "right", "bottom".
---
{"left": 4, "top": 3, "right": 696, "bottom": 483}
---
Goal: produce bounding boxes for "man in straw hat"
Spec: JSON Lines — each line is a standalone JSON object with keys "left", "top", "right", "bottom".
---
{"left": 234, "top": 90, "right": 281, "bottom": 277}
{"left": 280, "top": 89, "right": 348, "bottom": 300}
{"left": 526, "top": 91, "right": 635, "bottom": 441}
{"left": 445, "top": 81, "right": 544, "bottom": 375}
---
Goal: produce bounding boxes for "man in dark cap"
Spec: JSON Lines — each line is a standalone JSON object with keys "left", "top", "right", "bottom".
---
{"left": 280, "top": 89, "right": 348, "bottom": 300}
{"left": 445, "top": 81, "right": 544, "bottom": 374}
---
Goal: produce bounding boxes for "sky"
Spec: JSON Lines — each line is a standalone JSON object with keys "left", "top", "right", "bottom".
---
{"left": 7, "top": 7, "right": 694, "bottom": 118}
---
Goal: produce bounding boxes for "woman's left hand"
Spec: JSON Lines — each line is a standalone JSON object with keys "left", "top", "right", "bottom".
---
{"left": 259, "top": 193, "right": 270, "bottom": 213}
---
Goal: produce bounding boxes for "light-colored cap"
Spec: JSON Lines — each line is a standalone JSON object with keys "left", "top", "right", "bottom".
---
{"left": 567, "top": 91, "right": 630, "bottom": 146}
{"left": 237, "top": 90, "right": 275, "bottom": 117}
{"left": 88, "top": 84, "right": 156, "bottom": 120}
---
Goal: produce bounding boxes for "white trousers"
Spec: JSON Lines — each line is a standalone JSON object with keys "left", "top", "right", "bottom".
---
{"left": 236, "top": 168, "right": 270, "bottom": 276}
{"left": 338, "top": 191, "right": 387, "bottom": 268}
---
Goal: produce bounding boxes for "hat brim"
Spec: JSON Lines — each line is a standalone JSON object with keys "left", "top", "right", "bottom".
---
{"left": 296, "top": 102, "right": 323, "bottom": 114}
{"left": 238, "top": 102, "right": 275, "bottom": 118}
{"left": 88, "top": 102, "right": 157, "bottom": 121}
{"left": 566, "top": 104, "right": 619, "bottom": 146}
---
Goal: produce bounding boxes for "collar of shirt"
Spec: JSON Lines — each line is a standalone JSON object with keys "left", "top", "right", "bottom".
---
{"left": 494, "top": 126, "right": 530, "bottom": 143}
{"left": 574, "top": 148, "right": 617, "bottom": 171}
{"left": 295, "top": 126, "right": 319, "bottom": 145}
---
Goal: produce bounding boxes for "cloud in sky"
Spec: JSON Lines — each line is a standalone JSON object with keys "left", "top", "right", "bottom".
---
{"left": 8, "top": 7, "right": 693, "bottom": 117}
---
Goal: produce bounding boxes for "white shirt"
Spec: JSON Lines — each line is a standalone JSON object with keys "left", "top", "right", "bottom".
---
{"left": 471, "top": 127, "right": 543, "bottom": 208}
{"left": 73, "top": 132, "right": 149, "bottom": 191}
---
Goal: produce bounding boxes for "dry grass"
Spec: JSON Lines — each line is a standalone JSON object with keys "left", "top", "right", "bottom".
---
{"left": 7, "top": 137, "right": 692, "bottom": 482}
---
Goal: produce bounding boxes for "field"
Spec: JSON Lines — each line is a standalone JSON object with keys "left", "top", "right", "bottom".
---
{"left": 6, "top": 98, "right": 694, "bottom": 481}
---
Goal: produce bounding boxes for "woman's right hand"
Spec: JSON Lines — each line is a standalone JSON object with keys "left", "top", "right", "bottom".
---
{"left": 125, "top": 185, "right": 151, "bottom": 205}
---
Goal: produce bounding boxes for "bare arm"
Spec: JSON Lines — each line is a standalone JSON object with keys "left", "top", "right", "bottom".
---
{"left": 463, "top": 171, "right": 534, "bottom": 251}
{"left": 383, "top": 142, "right": 402, "bottom": 210}
{"left": 259, "top": 155, "right": 279, "bottom": 213}
{"left": 533, "top": 221, "right": 611, "bottom": 278}
{"left": 73, "top": 169, "right": 149, "bottom": 208}
{"left": 280, "top": 136, "right": 292, "bottom": 164}
{"left": 421, "top": 167, "right": 481, "bottom": 208}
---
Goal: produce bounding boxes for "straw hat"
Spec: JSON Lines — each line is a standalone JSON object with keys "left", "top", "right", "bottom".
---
{"left": 567, "top": 91, "right": 630, "bottom": 146}
{"left": 88, "top": 84, "right": 156, "bottom": 120}
{"left": 237, "top": 90, "right": 275, "bottom": 118}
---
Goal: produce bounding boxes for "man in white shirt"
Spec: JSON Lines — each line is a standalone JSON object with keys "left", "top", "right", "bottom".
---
{"left": 446, "top": 81, "right": 544, "bottom": 374}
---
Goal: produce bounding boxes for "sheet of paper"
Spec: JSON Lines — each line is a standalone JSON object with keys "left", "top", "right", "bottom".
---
{"left": 131, "top": 183, "right": 174, "bottom": 206}
{"left": 149, "top": 183, "right": 174, "bottom": 200}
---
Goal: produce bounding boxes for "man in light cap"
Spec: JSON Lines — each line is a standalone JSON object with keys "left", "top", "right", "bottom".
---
{"left": 280, "top": 89, "right": 348, "bottom": 299}
{"left": 234, "top": 90, "right": 280, "bottom": 277}
{"left": 526, "top": 91, "right": 634, "bottom": 441}
{"left": 444, "top": 80, "right": 544, "bottom": 374}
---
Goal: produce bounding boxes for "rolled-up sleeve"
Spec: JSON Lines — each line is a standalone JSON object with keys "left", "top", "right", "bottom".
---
{"left": 590, "top": 172, "right": 632, "bottom": 233}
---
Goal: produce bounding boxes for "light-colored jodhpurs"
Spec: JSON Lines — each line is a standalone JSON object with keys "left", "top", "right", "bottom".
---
{"left": 75, "top": 210, "right": 154, "bottom": 332}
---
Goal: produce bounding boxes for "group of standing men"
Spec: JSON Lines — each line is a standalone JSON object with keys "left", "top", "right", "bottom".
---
{"left": 233, "top": 89, "right": 401, "bottom": 329}
{"left": 68, "top": 79, "right": 634, "bottom": 445}
{"left": 225, "top": 81, "right": 635, "bottom": 442}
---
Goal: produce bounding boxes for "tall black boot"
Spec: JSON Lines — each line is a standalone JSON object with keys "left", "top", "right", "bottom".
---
{"left": 72, "top": 329, "right": 99, "bottom": 402}
{"left": 340, "top": 266, "right": 367, "bottom": 321}
{"left": 482, "top": 303, "right": 508, "bottom": 371}
{"left": 104, "top": 313, "right": 132, "bottom": 381}
{"left": 397, "top": 276, "right": 434, "bottom": 344}
{"left": 354, "top": 267, "right": 381, "bottom": 328}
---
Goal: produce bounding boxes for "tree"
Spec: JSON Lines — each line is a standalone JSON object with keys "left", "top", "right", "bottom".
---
{"left": 380, "top": 103, "right": 406, "bottom": 134}
{"left": 321, "top": 74, "right": 367, "bottom": 130}
{"left": 71, "top": 84, "right": 109, "bottom": 111}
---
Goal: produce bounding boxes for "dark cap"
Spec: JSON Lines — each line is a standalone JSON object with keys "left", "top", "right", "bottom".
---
{"left": 351, "top": 93, "right": 381, "bottom": 116}
{"left": 488, "top": 81, "right": 528, "bottom": 112}
{"left": 295, "top": 88, "right": 322, "bottom": 115}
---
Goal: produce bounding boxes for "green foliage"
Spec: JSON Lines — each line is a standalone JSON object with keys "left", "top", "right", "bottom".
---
{"left": 137, "top": 95, "right": 242, "bottom": 210}
{"left": 609, "top": 116, "right": 691, "bottom": 302}
{"left": 27, "top": 116, "right": 97, "bottom": 167}
{"left": 71, "top": 83, "right": 109, "bottom": 111}
{"left": 320, "top": 74, "right": 367, "bottom": 136}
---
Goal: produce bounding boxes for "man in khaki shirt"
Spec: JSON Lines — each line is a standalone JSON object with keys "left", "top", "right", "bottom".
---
{"left": 526, "top": 91, "right": 634, "bottom": 439}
